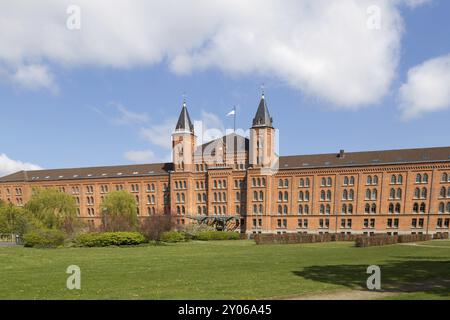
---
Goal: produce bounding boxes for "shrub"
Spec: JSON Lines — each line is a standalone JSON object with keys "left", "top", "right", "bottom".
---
{"left": 194, "top": 231, "right": 239, "bottom": 241}
{"left": 23, "top": 229, "right": 66, "bottom": 248}
{"left": 254, "top": 233, "right": 365, "bottom": 245}
{"left": 140, "top": 215, "right": 173, "bottom": 241}
{"left": 75, "top": 232, "right": 146, "bottom": 247}
{"left": 159, "top": 231, "right": 186, "bottom": 243}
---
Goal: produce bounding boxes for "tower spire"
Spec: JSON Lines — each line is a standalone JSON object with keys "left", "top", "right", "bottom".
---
{"left": 175, "top": 99, "right": 194, "bottom": 133}
{"left": 252, "top": 92, "right": 273, "bottom": 128}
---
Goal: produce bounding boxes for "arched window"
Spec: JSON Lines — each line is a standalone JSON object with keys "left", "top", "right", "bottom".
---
{"left": 257, "top": 178, "right": 261, "bottom": 187}
{"left": 395, "top": 203, "right": 401, "bottom": 214}
{"left": 252, "top": 178, "right": 256, "bottom": 187}
{"left": 344, "top": 177, "right": 349, "bottom": 186}
{"left": 439, "top": 202, "right": 445, "bottom": 213}
{"left": 414, "top": 188, "right": 420, "bottom": 199}
{"left": 398, "top": 175, "right": 403, "bottom": 184}
{"left": 397, "top": 188, "right": 402, "bottom": 200}
{"left": 327, "top": 177, "right": 332, "bottom": 186}
{"left": 365, "top": 204, "right": 370, "bottom": 214}
{"left": 177, "top": 206, "right": 181, "bottom": 215}
{"left": 259, "top": 191, "right": 264, "bottom": 201}
{"left": 197, "top": 206, "right": 202, "bottom": 215}
{"left": 262, "top": 178, "right": 266, "bottom": 186}
{"left": 423, "top": 174, "right": 428, "bottom": 183}
{"left": 321, "top": 178, "right": 326, "bottom": 186}
{"left": 278, "top": 191, "right": 283, "bottom": 201}
{"left": 389, "top": 203, "right": 394, "bottom": 213}
{"left": 298, "top": 205, "right": 303, "bottom": 215}
{"left": 413, "top": 203, "right": 419, "bottom": 213}
{"left": 326, "top": 205, "right": 331, "bottom": 215}
{"left": 305, "top": 191, "right": 310, "bottom": 201}
{"left": 420, "top": 203, "right": 426, "bottom": 213}
{"left": 349, "top": 176, "right": 355, "bottom": 185}
{"left": 391, "top": 175, "right": 397, "bottom": 184}
{"left": 284, "top": 179, "right": 289, "bottom": 187}
{"left": 299, "top": 178, "right": 304, "bottom": 187}
{"left": 305, "top": 178, "right": 310, "bottom": 187}
{"left": 390, "top": 189, "right": 395, "bottom": 199}
{"left": 416, "top": 174, "right": 422, "bottom": 184}
{"left": 279, "top": 179, "right": 283, "bottom": 187}
{"left": 278, "top": 205, "right": 282, "bottom": 215}
{"left": 372, "top": 189, "right": 378, "bottom": 200}
{"left": 349, "top": 189, "right": 354, "bottom": 200}
{"left": 259, "top": 204, "right": 263, "bottom": 214}
{"left": 371, "top": 204, "right": 377, "bottom": 213}
{"left": 373, "top": 176, "right": 379, "bottom": 185}
{"left": 304, "top": 205, "right": 310, "bottom": 214}
{"left": 421, "top": 188, "right": 427, "bottom": 199}
{"left": 320, "top": 204, "right": 325, "bottom": 214}
{"left": 320, "top": 190, "right": 325, "bottom": 201}
{"left": 299, "top": 191, "right": 304, "bottom": 201}
{"left": 254, "top": 191, "right": 258, "bottom": 201}
{"left": 367, "top": 175, "right": 372, "bottom": 185}
{"left": 442, "top": 173, "right": 448, "bottom": 182}
{"left": 365, "top": 189, "right": 371, "bottom": 200}
{"left": 284, "top": 192, "right": 289, "bottom": 201}
{"left": 441, "top": 187, "right": 447, "bottom": 198}
{"left": 326, "top": 190, "right": 332, "bottom": 201}
{"left": 348, "top": 204, "right": 353, "bottom": 214}
{"left": 342, "top": 190, "right": 348, "bottom": 200}
{"left": 447, "top": 203, "right": 450, "bottom": 213}
{"left": 283, "top": 205, "right": 288, "bottom": 215}
{"left": 253, "top": 204, "right": 257, "bottom": 214}
{"left": 342, "top": 204, "right": 347, "bottom": 214}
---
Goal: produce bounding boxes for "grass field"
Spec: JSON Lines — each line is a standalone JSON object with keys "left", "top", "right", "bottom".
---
{"left": 0, "top": 240, "right": 449, "bottom": 300}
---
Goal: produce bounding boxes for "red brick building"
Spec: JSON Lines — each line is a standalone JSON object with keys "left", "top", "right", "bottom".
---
{"left": 1, "top": 95, "right": 450, "bottom": 235}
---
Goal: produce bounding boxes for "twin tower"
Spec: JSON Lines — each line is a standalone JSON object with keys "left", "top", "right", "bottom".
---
{"left": 172, "top": 94, "right": 277, "bottom": 172}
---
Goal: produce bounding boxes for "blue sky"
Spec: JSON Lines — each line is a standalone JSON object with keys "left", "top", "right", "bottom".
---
{"left": 0, "top": 0, "right": 449, "bottom": 175}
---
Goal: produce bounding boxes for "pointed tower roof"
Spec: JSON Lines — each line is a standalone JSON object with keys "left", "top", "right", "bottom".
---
{"left": 175, "top": 101, "right": 194, "bottom": 133}
{"left": 252, "top": 94, "right": 273, "bottom": 128}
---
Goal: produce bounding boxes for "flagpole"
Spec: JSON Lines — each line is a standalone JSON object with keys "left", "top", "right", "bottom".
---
{"left": 233, "top": 106, "right": 236, "bottom": 133}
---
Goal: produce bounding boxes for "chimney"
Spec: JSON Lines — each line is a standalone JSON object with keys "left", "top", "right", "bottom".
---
{"left": 339, "top": 149, "right": 345, "bottom": 158}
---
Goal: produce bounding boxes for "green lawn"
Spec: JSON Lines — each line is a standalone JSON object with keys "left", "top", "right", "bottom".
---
{"left": 0, "top": 240, "right": 449, "bottom": 299}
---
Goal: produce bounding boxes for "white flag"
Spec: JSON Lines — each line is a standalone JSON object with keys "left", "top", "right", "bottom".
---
{"left": 226, "top": 109, "right": 236, "bottom": 117}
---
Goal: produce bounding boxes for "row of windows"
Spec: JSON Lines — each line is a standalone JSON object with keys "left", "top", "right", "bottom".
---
{"left": 213, "top": 206, "right": 227, "bottom": 215}
{"left": 195, "top": 181, "right": 206, "bottom": 190}
{"left": 253, "top": 191, "right": 264, "bottom": 201}
{"left": 174, "top": 181, "right": 187, "bottom": 190}
{"left": 213, "top": 192, "right": 227, "bottom": 203}
{"left": 342, "top": 176, "right": 355, "bottom": 186}
{"left": 439, "top": 187, "right": 450, "bottom": 198}
{"left": 413, "top": 187, "right": 428, "bottom": 199}
{"left": 235, "top": 179, "right": 246, "bottom": 189}
{"left": 442, "top": 173, "right": 450, "bottom": 182}
{"left": 175, "top": 193, "right": 185, "bottom": 203}
{"left": 213, "top": 180, "right": 227, "bottom": 189}
{"left": 252, "top": 178, "right": 266, "bottom": 187}
{"left": 438, "top": 202, "right": 450, "bottom": 213}
{"left": 389, "top": 188, "right": 402, "bottom": 200}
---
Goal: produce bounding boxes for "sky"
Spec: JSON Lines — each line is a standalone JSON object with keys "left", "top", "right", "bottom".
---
{"left": 0, "top": 0, "right": 449, "bottom": 176}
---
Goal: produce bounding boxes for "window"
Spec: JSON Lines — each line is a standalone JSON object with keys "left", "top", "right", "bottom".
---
{"left": 416, "top": 174, "right": 422, "bottom": 184}
{"left": 343, "top": 176, "right": 349, "bottom": 186}
{"left": 389, "top": 188, "right": 395, "bottom": 199}
{"left": 348, "top": 204, "right": 353, "bottom": 214}
{"left": 349, "top": 176, "right": 355, "bottom": 186}
{"left": 423, "top": 174, "right": 429, "bottom": 183}
{"left": 372, "top": 189, "right": 377, "bottom": 200}
{"left": 365, "top": 204, "right": 370, "bottom": 214}
{"left": 320, "top": 204, "right": 325, "bottom": 215}
{"left": 420, "top": 203, "right": 426, "bottom": 213}
{"left": 299, "top": 178, "right": 305, "bottom": 187}
{"left": 391, "top": 175, "right": 396, "bottom": 184}
{"left": 342, "top": 190, "right": 348, "bottom": 200}
{"left": 373, "top": 176, "right": 378, "bottom": 185}
{"left": 326, "top": 190, "right": 331, "bottom": 201}
{"left": 321, "top": 178, "right": 326, "bottom": 186}
{"left": 365, "top": 189, "right": 371, "bottom": 200}
{"left": 413, "top": 203, "right": 419, "bottom": 213}
{"left": 421, "top": 188, "right": 427, "bottom": 199}
{"left": 304, "top": 205, "right": 310, "bottom": 214}
{"left": 342, "top": 204, "right": 347, "bottom": 214}
{"left": 389, "top": 203, "right": 394, "bottom": 214}
{"left": 398, "top": 175, "right": 403, "bottom": 184}
{"left": 397, "top": 188, "right": 402, "bottom": 200}
{"left": 442, "top": 173, "right": 448, "bottom": 182}
{"left": 320, "top": 190, "right": 325, "bottom": 201}
{"left": 395, "top": 203, "right": 401, "bottom": 214}
{"left": 441, "top": 187, "right": 446, "bottom": 198}
{"left": 299, "top": 205, "right": 303, "bottom": 215}
{"left": 371, "top": 204, "right": 377, "bottom": 214}
{"left": 439, "top": 202, "right": 445, "bottom": 213}
{"left": 327, "top": 177, "right": 332, "bottom": 186}
{"left": 447, "top": 203, "right": 450, "bottom": 213}
{"left": 414, "top": 188, "right": 420, "bottom": 199}
{"left": 305, "top": 178, "right": 310, "bottom": 187}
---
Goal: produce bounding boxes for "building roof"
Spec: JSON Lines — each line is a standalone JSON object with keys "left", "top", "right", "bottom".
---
{"left": 252, "top": 94, "right": 273, "bottom": 128}
{"left": 278, "top": 146, "right": 450, "bottom": 170}
{"left": 175, "top": 102, "right": 194, "bottom": 133}
{"left": 0, "top": 163, "right": 172, "bottom": 183}
{"left": 196, "top": 133, "right": 249, "bottom": 154}
{"left": 1, "top": 146, "right": 449, "bottom": 183}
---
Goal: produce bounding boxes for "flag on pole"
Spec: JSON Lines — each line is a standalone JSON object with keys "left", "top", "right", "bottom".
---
{"left": 226, "top": 109, "right": 236, "bottom": 117}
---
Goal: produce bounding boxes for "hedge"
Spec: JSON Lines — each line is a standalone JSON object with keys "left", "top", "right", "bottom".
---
{"left": 355, "top": 234, "right": 432, "bottom": 247}
{"left": 194, "top": 231, "right": 239, "bottom": 241}
{"left": 433, "top": 232, "right": 449, "bottom": 240}
{"left": 23, "top": 229, "right": 66, "bottom": 248}
{"left": 159, "top": 231, "right": 186, "bottom": 243}
{"left": 254, "top": 233, "right": 365, "bottom": 245}
{"left": 75, "top": 232, "right": 146, "bottom": 247}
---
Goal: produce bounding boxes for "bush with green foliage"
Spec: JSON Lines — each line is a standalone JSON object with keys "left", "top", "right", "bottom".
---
{"left": 159, "top": 231, "right": 186, "bottom": 243}
{"left": 194, "top": 231, "right": 239, "bottom": 241}
{"left": 23, "top": 229, "right": 66, "bottom": 248}
{"left": 101, "top": 191, "right": 138, "bottom": 232}
{"left": 0, "top": 204, "right": 30, "bottom": 235}
{"left": 75, "top": 232, "right": 146, "bottom": 247}
{"left": 25, "top": 187, "right": 81, "bottom": 233}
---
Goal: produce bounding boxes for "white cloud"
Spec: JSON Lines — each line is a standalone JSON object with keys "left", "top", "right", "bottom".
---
{"left": 109, "top": 102, "right": 150, "bottom": 125}
{"left": 399, "top": 54, "right": 450, "bottom": 120}
{"left": 140, "top": 118, "right": 177, "bottom": 150}
{"left": 11, "top": 64, "right": 58, "bottom": 93}
{"left": 0, "top": 0, "right": 429, "bottom": 106}
{"left": 0, "top": 154, "right": 42, "bottom": 177}
{"left": 124, "top": 150, "right": 158, "bottom": 163}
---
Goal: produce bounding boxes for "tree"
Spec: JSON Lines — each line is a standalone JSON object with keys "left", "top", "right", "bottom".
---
{"left": 26, "top": 187, "right": 79, "bottom": 232}
{"left": 0, "top": 204, "right": 29, "bottom": 235}
{"left": 101, "top": 191, "right": 138, "bottom": 232}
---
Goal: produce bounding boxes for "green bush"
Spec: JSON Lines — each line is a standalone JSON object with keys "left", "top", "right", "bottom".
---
{"left": 23, "top": 229, "right": 66, "bottom": 248}
{"left": 159, "top": 231, "right": 186, "bottom": 243}
{"left": 194, "top": 231, "right": 239, "bottom": 241}
{"left": 75, "top": 232, "right": 146, "bottom": 247}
